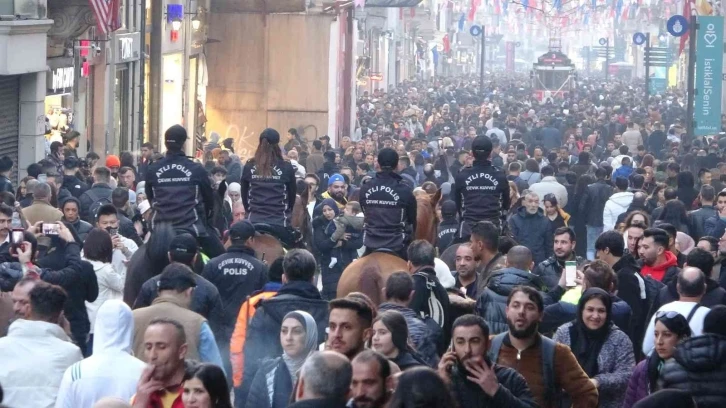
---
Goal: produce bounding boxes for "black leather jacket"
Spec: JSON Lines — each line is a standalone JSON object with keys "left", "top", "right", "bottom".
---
{"left": 579, "top": 179, "right": 613, "bottom": 227}
{"left": 532, "top": 255, "right": 586, "bottom": 291}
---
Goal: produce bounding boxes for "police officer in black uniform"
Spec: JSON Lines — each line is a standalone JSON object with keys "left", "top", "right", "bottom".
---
{"left": 454, "top": 134, "right": 510, "bottom": 242}
{"left": 146, "top": 125, "right": 225, "bottom": 258}
{"left": 201, "top": 220, "right": 268, "bottom": 338}
{"left": 359, "top": 148, "right": 417, "bottom": 260}
{"left": 240, "top": 128, "right": 299, "bottom": 248}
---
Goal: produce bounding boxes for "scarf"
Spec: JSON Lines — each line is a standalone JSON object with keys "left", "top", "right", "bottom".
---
{"left": 568, "top": 288, "right": 613, "bottom": 378}
{"left": 281, "top": 310, "right": 319, "bottom": 385}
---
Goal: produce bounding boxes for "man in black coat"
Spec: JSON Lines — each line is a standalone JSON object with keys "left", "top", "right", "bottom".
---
{"left": 509, "top": 192, "right": 553, "bottom": 265}
{"left": 408, "top": 240, "right": 451, "bottom": 347}
{"left": 240, "top": 249, "right": 329, "bottom": 404}
{"left": 0, "top": 156, "right": 14, "bottom": 194}
{"left": 61, "top": 157, "right": 88, "bottom": 199}
{"left": 438, "top": 315, "right": 538, "bottom": 408}
{"left": 79, "top": 166, "right": 114, "bottom": 223}
{"left": 579, "top": 167, "right": 613, "bottom": 260}
{"left": 532, "top": 227, "right": 586, "bottom": 291}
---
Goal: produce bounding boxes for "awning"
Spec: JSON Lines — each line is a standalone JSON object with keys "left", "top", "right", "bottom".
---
{"left": 365, "top": 0, "right": 423, "bottom": 7}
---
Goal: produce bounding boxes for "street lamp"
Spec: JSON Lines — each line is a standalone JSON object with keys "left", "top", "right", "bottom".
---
{"left": 171, "top": 18, "right": 182, "bottom": 31}
{"left": 192, "top": 16, "right": 201, "bottom": 30}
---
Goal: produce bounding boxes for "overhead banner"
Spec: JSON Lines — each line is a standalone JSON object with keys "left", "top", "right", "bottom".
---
{"left": 505, "top": 42, "right": 515, "bottom": 71}
{"left": 694, "top": 16, "right": 724, "bottom": 136}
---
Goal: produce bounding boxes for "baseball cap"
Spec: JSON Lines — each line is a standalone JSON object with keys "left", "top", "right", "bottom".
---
{"left": 328, "top": 173, "right": 345, "bottom": 186}
{"left": 229, "top": 221, "right": 256, "bottom": 242}
{"left": 165, "top": 125, "right": 188, "bottom": 145}
{"left": 169, "top": 233, "right": 198, "bottom": 256}
{"left": 471, "top": 135, "right": 493, "bottom": 153}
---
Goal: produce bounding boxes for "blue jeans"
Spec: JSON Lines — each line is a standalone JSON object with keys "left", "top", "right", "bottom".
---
{"left": 585, "top": 225, "right": 603, "bottom": 261}
{"left": 586, "top": 225, "right": 604, "bottom": 260}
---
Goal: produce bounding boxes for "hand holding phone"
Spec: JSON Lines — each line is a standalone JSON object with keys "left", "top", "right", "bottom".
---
{"left": 565, "top": 261, "right": 577, "bottom": 287}
{"left": 41, "top": 222, "right": 60, "bottom": 235}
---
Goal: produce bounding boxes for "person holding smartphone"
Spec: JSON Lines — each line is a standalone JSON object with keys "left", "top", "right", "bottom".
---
{"left": 437, "top": 315, "right": 537, "bottom": 408}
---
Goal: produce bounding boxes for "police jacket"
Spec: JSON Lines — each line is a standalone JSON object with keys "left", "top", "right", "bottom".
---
{"left": 202, "top": 244, "right": 268, "bottom": 337}
{"left": 532, "top": 255, "right": 586, "bottom": 291}
{"left": 241, "top": 158, "right": 296, "bottom": 228}
{"left": 145, "top": 151, "right": 214, "bottom": 236}
{"left": 436, "top": 218, "right": 458, "bottom": 255}
{"left": 62, "top": 174, "right": 88, "bottom": 198}
{"left": 315, "top": 162, "right": 340, "bottom": 195}
{"left": 359, "top": 171, "right": 417, "bottom": 252}
{"left": 454, "top": 159, "right": 509, "bottom": 236}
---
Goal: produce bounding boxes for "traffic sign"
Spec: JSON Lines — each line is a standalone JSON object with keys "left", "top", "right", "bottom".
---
{"left": 667, "top": 15, "right": 689, "bottom": 37}
{"left": 599, "top": 37, "right": 608, "bottom": 46}
{"left": 470, "top": 25, "right": 482, "bottom": 37}
{"left": 633, "top": 32, "right": 646, "bottom": 45}
{"left": 645, "top": 47, "right": 671, "bottom": 67}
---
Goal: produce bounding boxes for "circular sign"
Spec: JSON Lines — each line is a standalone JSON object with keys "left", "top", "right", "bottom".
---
{"left": 667, "top": 15, "right": 689, "bottom": 37}
{"left": 469, "top": 25, "right": 482, "bottom": 37}
{"left": 515, "top": 41, "right": 522, "bottom": 47}
{"left": 599, "top": 37, "right": 608, "bottom": 46}
{"left": 633, "top": 32, "right": 646, "bottom": 45}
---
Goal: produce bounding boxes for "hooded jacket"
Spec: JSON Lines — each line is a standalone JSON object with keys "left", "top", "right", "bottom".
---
{"left": 509, "top": 207, "right": 553, "bottom": 265}
{"left": 603, "top": 191, "right": 634, "bottom": 231}
{"left": 83, "top": 259, "right": 124, "bottom": 334}
{"left": 475, "top": 267, "right": 563, "bottom": 334}
{"left": 0, "top": 319, "right": 83, "bottom": 408}
{"left": 55, "top": 300, "right": 146, "bottom": 408}
{"left": 202, "top": 244, "right": 268, "bottom": 338}
{"left": 359, "top": 171, "right": 417, "bottom": 252}
{"left": 225, "top": 154, "right": 243, "bottom": 185}
{"left": 641, "top": 251, "right": 679, "bottom": 283}
{"left": 240, "top": 281, "right": 329, "bottom": 402}
{"left": 662, "top": 334, "right": 726, "bottom": 408}
{"left": 66, "top": 217, "right": 93, "bottom": 242}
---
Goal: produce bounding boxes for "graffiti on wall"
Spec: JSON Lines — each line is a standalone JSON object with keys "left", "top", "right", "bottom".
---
{"left": 224, "top": 124, "right": 258, "bottom": 160}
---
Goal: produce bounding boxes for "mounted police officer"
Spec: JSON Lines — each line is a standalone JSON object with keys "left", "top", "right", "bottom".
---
{"left": 359, "top": 148, "right": 417, "bottom": 260}
{"left": 146, "top": 125, "right": 225, "bottom": 257}
{"left": 454, "top": 134, "right": 510, "bottom": 242}
{"left": 240, "top": 128, "right": 300, "bottom": 248}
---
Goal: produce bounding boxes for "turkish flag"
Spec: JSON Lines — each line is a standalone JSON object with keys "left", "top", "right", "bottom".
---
{"left": 443, "top": 34, "right": 451, "bottom": 53}
{"left": 679, "top": 0, "right": 691, "bottom": 55}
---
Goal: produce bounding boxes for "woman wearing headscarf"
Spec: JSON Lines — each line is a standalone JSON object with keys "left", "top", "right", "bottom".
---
{"left": 553, "top": 288, "right": 635, "bottom": 408}
{"left": 313, "top": 198, "right": 363, "bottom": 300}
{"left": 245, "top": 311, "right": 318, "bottom": 408}
{"left": 622, "top": 313, "right": 692, "bottom": 408}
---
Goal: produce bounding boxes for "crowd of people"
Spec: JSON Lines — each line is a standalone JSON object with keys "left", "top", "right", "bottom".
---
{"left": 0, "top": 73, "right": 726, "bottom": 408}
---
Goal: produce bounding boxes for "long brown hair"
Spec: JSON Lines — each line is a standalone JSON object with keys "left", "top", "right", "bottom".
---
{"left": 253, "top": 139, "right": 284, "bottom": 177}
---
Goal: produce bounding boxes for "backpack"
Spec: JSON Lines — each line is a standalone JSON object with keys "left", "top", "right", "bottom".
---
{"left": 84, "top": 189, "right": 112, "bottom": 222}
{"left": 489, "top": 333, "right": 560, "bottom": 406}
{"left": 413, "top": 271, "right": 446, "bottom": 330}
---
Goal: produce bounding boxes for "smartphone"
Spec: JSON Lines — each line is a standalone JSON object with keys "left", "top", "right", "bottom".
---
{"left": 37, "top": 174, "right": 47, "bottom": 183}
{"left": 565, "top": 261, "right": 577, "bottom": 287}
{"left": 107, "top": 227, "right": 118, "bottom": 236}
{"left": 10, "top": 228, "right": 24, "bottom": 252}
{"left": 42, "top": 223, "right": 59, "bottom": 235}
{"left": 261, "top": 252, "right": 266, "bottom": 262}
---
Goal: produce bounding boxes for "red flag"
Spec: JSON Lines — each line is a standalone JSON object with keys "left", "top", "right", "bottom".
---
{"left": 468, "top": 0, "right": 481, "bottom": 21}
{"left": 443, "top": 34, "right": 451, "bottom": 53}
{"left": 90, "top": 0, "right": 121, "bottom": 34}
{"left": 679, "top": 0, "right": 691, "bottom": 55}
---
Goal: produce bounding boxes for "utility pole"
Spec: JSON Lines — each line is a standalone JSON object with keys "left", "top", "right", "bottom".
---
{"left": 480, "top": 25, "right": 486, "bottom": 94}
{"left": 686, "top": 14, "right": 697, "bottom": 140}
{"left": 150, "top": 0, "right": 163, "bottom": 147}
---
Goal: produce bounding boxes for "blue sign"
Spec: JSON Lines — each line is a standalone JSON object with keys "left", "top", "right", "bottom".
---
{"left": 633, "top": 32, "right": 646, "bottom": 45}
{"left": 667, "top": 15, "right": 689, "bottom": 37}
{"left": 599, "top": 37, "right": 607, "bottom": 46}
{"left": 470, "top": 25, "right": 482, "bottom": 37}
{"left": 694, "top": 16, "right": 724, "bottom": 136}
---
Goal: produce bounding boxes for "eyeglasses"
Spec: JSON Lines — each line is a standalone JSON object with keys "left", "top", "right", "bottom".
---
{"left": 656, "top": 311, "right": 680, "bottom": 319}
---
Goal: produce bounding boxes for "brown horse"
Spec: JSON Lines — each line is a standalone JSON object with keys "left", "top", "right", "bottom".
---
{"left": 337, "top": 189, "right": 443, "bottom": 304}
{"left": 247, "top": 195, "right": 308, "bottom": 264}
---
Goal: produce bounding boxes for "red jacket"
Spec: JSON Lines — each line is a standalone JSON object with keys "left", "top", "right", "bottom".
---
{"left": 641, "top": 251, "right": 678, "bottom": 282}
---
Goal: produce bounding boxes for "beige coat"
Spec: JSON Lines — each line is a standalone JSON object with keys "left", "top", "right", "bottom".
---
{"left": 21, "top": 200, "right": 63, "bottom": 226}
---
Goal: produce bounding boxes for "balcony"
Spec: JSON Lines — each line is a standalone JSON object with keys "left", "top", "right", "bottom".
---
{"left": 0, "top": 0, "right": 47, "bottom": 19}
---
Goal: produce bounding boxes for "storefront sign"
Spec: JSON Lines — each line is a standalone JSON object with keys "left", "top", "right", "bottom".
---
{"left": 47, "top": 66, "right": 74, "bottom": 95}
{"left": 114, "top": 32, "right": 141, "bottom": 64}
{"left": 694, "top": 16, "right": 724, "bottom": 136}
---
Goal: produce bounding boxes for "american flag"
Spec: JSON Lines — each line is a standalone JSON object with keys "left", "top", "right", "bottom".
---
{"left": 89, "top": 0, "right": 121, "bottom": 35}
